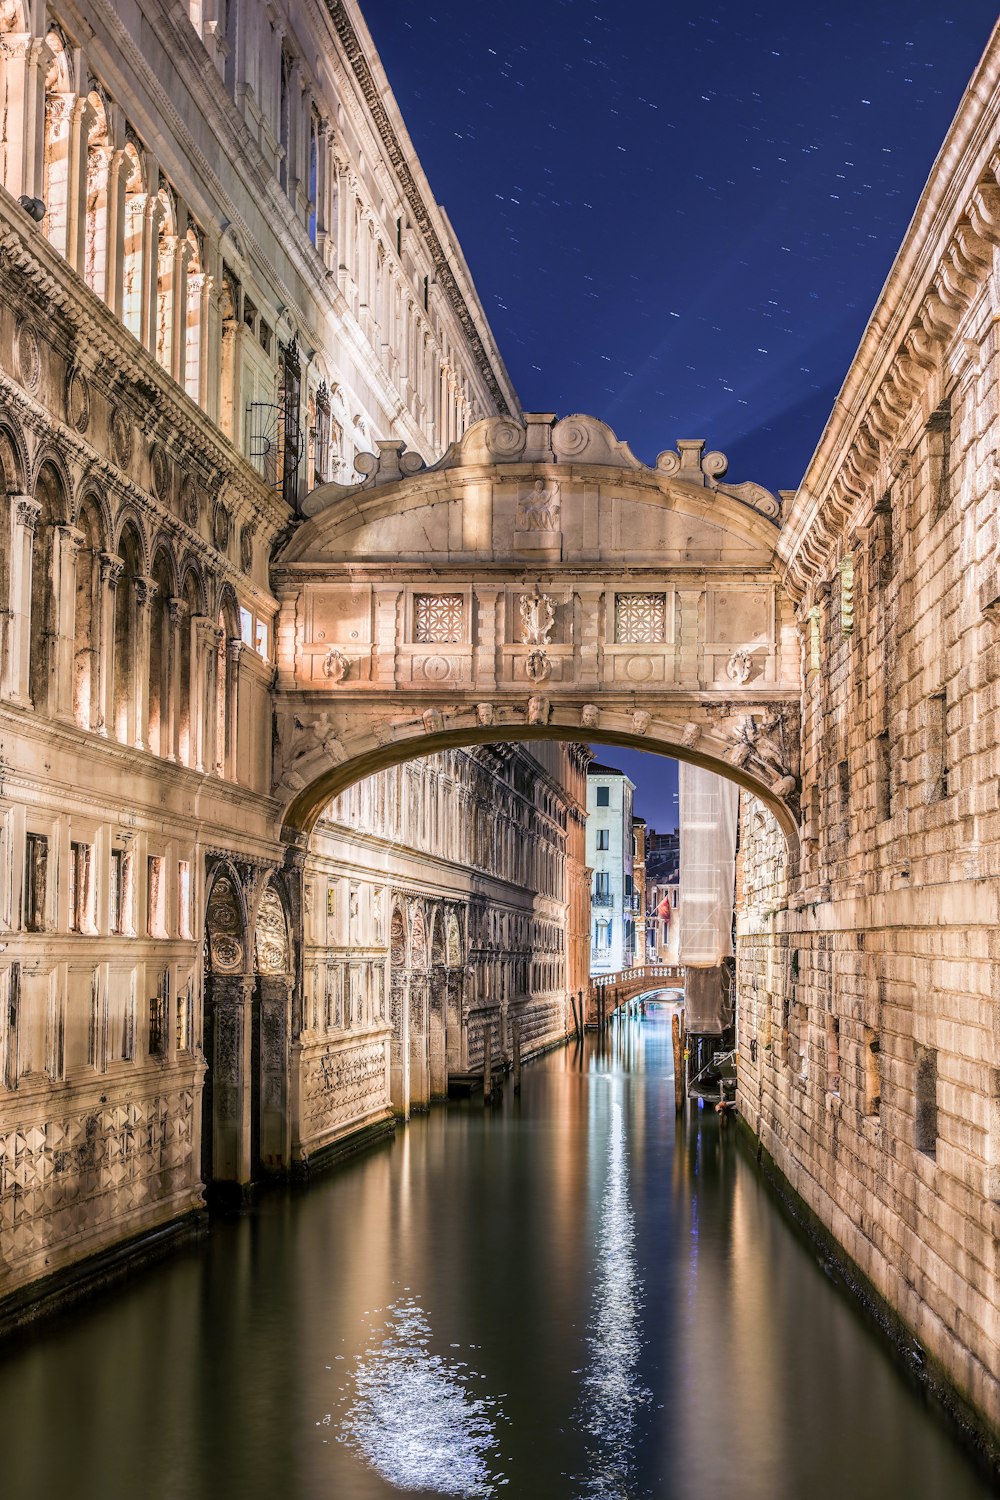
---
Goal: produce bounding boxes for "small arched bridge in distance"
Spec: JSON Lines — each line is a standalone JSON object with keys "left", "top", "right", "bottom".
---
{"left": 584, "top": 965, "right": 685, "bottom": 1028}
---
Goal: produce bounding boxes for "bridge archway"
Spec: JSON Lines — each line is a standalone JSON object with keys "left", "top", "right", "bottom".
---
{"left": 270, "top": 411, "right": 802, "bottom": 869}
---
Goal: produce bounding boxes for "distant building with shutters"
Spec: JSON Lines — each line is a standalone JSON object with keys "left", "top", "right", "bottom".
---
{"left": 586, "top": 763, "right": 636, "bottom": 973}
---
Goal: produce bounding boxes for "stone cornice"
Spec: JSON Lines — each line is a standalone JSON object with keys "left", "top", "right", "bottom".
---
{"left": 321, "top": 0, "right": 518, "bottom": 418}
{"left": 778, "top": 22, "right": 1000, "bottom": 596}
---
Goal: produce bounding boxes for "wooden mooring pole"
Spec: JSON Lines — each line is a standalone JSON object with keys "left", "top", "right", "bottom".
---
{"left": 672, "top": 1010, "right": 685, "bottom": 1112}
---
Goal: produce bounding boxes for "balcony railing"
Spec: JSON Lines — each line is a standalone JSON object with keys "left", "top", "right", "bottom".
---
{"left": 592, "top": 892, "right": 614, "bottom": 907}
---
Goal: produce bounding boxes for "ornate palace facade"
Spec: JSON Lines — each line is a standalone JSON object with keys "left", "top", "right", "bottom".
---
{"left": 0, "top": 0, "right": 582, "bottom": 1300}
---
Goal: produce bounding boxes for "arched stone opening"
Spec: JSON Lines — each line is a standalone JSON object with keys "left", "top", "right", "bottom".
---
{"left": 445, "top": 909, "right": 464, "bottom": 1078}
{"left": 251, "top": 878, "right": 293, "bottom": 1175}
{"left": 388, "top": 903, "right": 408, "bottom": 1117}
{"left": 279, "top": 721, "right": 799, "bottom": 873}
{"left": 202, "top": 863, "right": 250, "bottom": 1190}
{"left": 428, "top": 907, "right": 448, "bottom": 1100}
{"left": 407, "top": 903, "right": 430, "bottom": 1114}
{"left": 28, "top": 459, "right": 69, "bottom": 715}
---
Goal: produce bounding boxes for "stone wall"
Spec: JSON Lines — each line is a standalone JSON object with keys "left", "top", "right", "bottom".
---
{"left": 734, "top": 31, "right": 1000, "bottom": 1440}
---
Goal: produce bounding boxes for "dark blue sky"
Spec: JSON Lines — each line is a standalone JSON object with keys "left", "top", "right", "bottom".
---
{"left": 362, "top": 0, "right": 997, "bottom": 828}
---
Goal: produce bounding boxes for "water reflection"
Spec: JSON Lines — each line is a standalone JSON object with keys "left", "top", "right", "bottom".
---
{"left": 0, "top": 1021, "right": 994, "bottom": 1500}
{"left": 575, "top": 1093, "right": 650, "bottom": 1499}
{"left": 336, "top": 1293, "right": 505, "bottom": 1497}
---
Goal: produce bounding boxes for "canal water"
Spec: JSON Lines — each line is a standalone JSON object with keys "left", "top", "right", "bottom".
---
{"left": 1, "top": 1011, "right": 994, "bottom": 1500}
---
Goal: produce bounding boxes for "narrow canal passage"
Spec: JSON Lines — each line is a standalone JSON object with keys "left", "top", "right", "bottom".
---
{"left": 1, "top": 1013, "right": 993, "bottom": 1500}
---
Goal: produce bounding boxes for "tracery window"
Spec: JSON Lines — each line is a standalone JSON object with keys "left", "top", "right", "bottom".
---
{"left": 414, "top": 593, "right": 463, "bottom": 644}
{"left": 614, "top": 592, "right": 666, "bottom": 644}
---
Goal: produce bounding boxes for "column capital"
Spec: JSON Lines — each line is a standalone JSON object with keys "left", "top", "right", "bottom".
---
{"left": 12, "top": 494, "right": 41, "bottom": 531}
{"left": 100, "top": 551, "right": 125, "bottom": 587}
{"left": 167, "top": 595, "right": 189, "bottom": 625}
{"left": 133, "top": 574, "right": 158, "bottom": 608}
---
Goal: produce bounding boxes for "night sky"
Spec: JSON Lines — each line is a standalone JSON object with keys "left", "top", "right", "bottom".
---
{"left": 362, "top": 1, "right": 998, "bottom": 828}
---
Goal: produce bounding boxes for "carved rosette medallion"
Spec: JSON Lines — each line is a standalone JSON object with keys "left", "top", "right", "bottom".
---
{"left": 213, "top": 502, "right": 230, "bottom": 553}
{"left": 110, "top": 407, "right": 133, "bottom": 469}
{"left": 14, "top": 320, "right": 40, "bottom": 392}
{"left": 422, "top": 654, "right": 452, "bottom": 682}
{"left": 206, "top": 875, "right": 243, "bottom": 972}
{"left": 240, "top": 523, "right": 254, "bottom": 572}
{"left": 66, "top": 367, "right": 91, "bottom": 433}
{"left": 179, "top": 475, "right": 199, "bottom": 529}
{"left": 150, "top": 444, "right": 170, "bottom": 502}
{"left": 625, "top": 655, "right": 654, "bottom": 683}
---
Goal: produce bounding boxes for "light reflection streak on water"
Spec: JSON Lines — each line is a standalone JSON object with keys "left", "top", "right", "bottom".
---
{"left": 336, "top": 1295, "right": 505, "bottom": 1497}
{"left": 576, "top": 1094, "right": 651, "bottom": 1499}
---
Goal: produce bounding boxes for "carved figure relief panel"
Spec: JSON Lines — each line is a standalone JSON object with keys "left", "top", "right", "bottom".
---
{"left": 255, "top": 883, "right": 290, "bottom": 975}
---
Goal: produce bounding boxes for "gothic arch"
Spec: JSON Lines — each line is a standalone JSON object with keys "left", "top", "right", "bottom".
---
{"left": 428, "top": 906, "right": 448, "bottom": 1099}
{"left": 74, "top": 481, "right": 113, "bottom": 543}
{"left": 29, "top": 446, "right": 73, "bottom": 518}
{"left": 112, "top": 504, "right": 151, "bottom": 571}
{"left": 0, "top": 417, "right": 28, "bottom": 494}
{"left": 388, "top": 900, "right": 409, "bottom": 1117}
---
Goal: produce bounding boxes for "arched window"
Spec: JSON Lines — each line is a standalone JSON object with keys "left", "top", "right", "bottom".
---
{"left": 215, "top": 596, "right": 239, "bottom": 779}
{"left": 155, "top": 185, "right": 177, "bottom": 371}
{"left": 177, "top": 567, "right": 201, "bottom": 768}
{"left": 84, "top": 91, "right": 111, "bottom": 299}
{"left": 278, "top": 49, "right": 291, "bottom": 193}
{"left": 184, "top": 225, "right": 205, "bottom": 403}
{"left": 308, "top": 112, "right": 319, "bottom": 245}
{"left": 218, "top": 271, "right": 239, "bottom": 442}
{"left": 147, "top": 548, "right": 173, "bottom": 758}
{"left": 29, "top": 461, "right": 67, "bottom": 714}
{"left": 0, "top": 425, "right": 24, "bottom": 693}
{"left": 42, "top": 30, "right": 74, "bottom": 258}
{"left": 73, "top": 496, "right": 103, "bottom": 731}
{"left": 122, "top": 143, "right": 146, "bottom": 340}
{"left": 111, "top": 522, "right": 143, "bottom": 744}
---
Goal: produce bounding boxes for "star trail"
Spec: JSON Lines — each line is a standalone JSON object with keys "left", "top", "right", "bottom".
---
{"left": 363, "top": 1, "right": 997, "bottom": 494}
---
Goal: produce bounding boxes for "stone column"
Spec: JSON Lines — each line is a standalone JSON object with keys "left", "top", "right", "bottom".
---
{"left": 140, "top": 190, "right": 161, "bottom": 354}
{"left": 96, "top": 552, "right": 123, "bottom": 736}
{"left": 210, "top": 975, "right": 255, "bottom": 1187}
{"left": 373, "top": 586, "right": 401, "bottom": 687}
{"left": 189, "top": 616, "right": 215, "bottom": 775}
{"left": 52, "top": 523, "right": 84, "bottom": 722}
{"left": 165, "top": 596, "right": 186, "bottom": 763}
{"left": 66, "top": 94, "right": 94, "bottom": 276}
{"left": 226, "top": 637, "right": 243, "bottom": 781}
{"left": 132, "top": 575, "right": 157, "bottom": 751}
{"left": 2, "top": 495, "right": 41, "bottom": 705}
{"left": 170, "top": 233, "right": 188, "bottom": 384}
{"left": 1, "top": 33, "right": 51, "bottom": 201}
{"left": 105, "top": 147, "right": 129, "bottom": 319}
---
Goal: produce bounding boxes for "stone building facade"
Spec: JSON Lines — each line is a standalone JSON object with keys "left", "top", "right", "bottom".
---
{"left": 735, "top": 31, "right": 1000, "bottom": 1445}
{"left": 0, "top": 0, "right": 531, "bottom": 1299}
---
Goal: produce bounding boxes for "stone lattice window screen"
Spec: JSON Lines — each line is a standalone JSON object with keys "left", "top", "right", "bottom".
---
{"left": 614, "top": 592, "right": 666, "bottom": 644}
{"left": 414, "top": 593, "right": 464, "bottom": 643}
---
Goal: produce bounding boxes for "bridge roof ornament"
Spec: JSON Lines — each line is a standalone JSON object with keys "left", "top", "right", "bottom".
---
{"left": 301, "top": 413, "right": 782, "bottom": 525}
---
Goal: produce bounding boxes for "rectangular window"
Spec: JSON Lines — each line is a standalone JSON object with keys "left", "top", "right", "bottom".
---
{"left": 148, "top": 972, "right": 168, "bottom": 1057}
{"left": 615, "top": 592, "right": 666, "bottom": 644}
{"left": 69, "top": 841, "right": 95, "bottom": 934}
{"left": 240, "top": 607, "right": 254, "bottom": 646}
{"left": 875, "top": 733, "right": 892, "bottom": 823}
{"left": 110, "top": 848, "right": 133, "bottom": 936}
{"left": 1, "top": 963, "right": 20, "bottom": 1089}
{"left": 928, "top": 692, "right": 948, "bottom": 800}
{"left": 596, "top": 786, "right": 610, "bottom": 808}
{"left": 178, "top": 861, "right": 192, "bottom": 940}
{"left": 826, "top": 1014, "right": 840, "bottom": 1095}
{"left": 176, "top": 977, "right": 192, "bottom": 1053}
{"left": 928, "top": 398, "right": 952, "bottom": 521}
{"left": 596, "top": 829, "right": 609, "bottom": 850}
{"left": 863, "top": 1026, "right": 881, "bottom": 1117}
{"left": 147, "top": 856, "right": 166, "bottom": 938}
{"left": 24, "top": 833, "right": 48, "bottom": 932}
{"left": 594, "top": 872, "right": 610, "bottom": 899}
{"left": 254, "top": 618, "right": 269, "bottom": 659}
{"left": 413, "top": 593, "right": 464, "bottom": 644}
{"left": 915, "top": 1044, "right": 938, "bottom": 1156}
